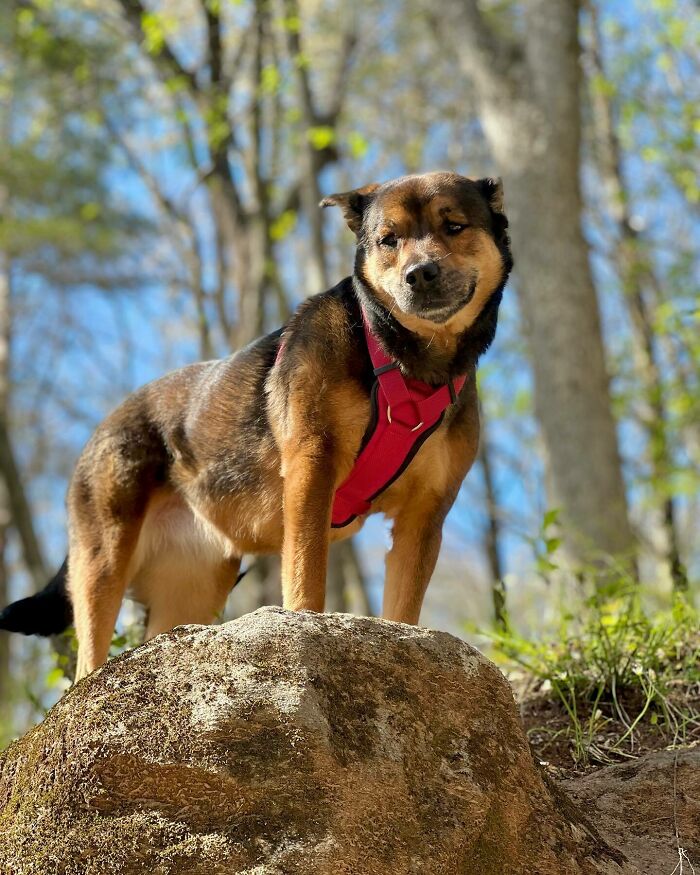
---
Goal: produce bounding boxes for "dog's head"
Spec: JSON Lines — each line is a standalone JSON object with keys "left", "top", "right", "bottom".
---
{"left": 322, "top": 172, "right": 512, "bottom": 334}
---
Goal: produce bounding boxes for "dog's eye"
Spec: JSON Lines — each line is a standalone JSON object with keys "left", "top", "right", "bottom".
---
{"left": 379, "top": 233, "right": 398, "bottom": 248}
{"left": 445, "top": 222, "right": 468, "bottom": 235}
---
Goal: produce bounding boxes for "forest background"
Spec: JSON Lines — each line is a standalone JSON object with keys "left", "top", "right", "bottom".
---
{"left": 0, "top": 0, "right": 698, "bottom": 748}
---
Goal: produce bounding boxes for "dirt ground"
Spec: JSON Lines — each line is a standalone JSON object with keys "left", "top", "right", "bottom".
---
{"left": 514, "top": 674, "right": 700, "bottom": 777}
{"left": 514, "top": 676, "right": 700, "bottom": 874}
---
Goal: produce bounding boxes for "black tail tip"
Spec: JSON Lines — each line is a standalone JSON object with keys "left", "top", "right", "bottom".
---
{"left": 0, "top": 595, "right": 71, "bottom": 637}
{"left": 0, "top": 559, "right": 72, "bottom": 637}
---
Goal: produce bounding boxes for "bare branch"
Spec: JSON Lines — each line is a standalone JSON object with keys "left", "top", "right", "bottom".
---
{"left": 282, "top": 0, "right": 317, "bottom": 125}
{"left": 105, "top": 116, "right": 184, "bottom": 223}
{"left": 203, "top": 0, "right": 226, "bottom": 91}
{"left": 0, "top": 418, "right": 48, "bottom": 588}
{"left": 105, "top": 116, "right": 215, "bottom": 358}
{"left": 281, "top": 0, "right": 329, "bottom": 290}
{"left": 325, "top": 28, "right": 358, "bottom": 124}
{"left": 115, "top": 0, "right": 245, "bottom": 224}
{"left": 116, "top": 0, "right": 200, "bottom": 94}
{"left": 435, "top": 0, "right": 523, "bottom": 99}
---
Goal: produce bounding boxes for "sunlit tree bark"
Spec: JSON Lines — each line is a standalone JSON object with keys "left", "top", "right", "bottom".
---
{"left": 442, "top": 0, "right": 636, "bottom": 568}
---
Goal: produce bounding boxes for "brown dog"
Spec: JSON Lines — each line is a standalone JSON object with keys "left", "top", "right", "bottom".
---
{"left": 0, "top": 171, "right": 512, "bottom": 680}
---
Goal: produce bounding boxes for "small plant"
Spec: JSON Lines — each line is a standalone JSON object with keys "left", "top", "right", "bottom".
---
{"left": 484, "top": 513, "right": 700, "bottom": 768}
{"left": 494, "top": 595, "right": 698, "bottom": 767}
{"left": 44, "top": 628, "right": 79, "bottom": 693}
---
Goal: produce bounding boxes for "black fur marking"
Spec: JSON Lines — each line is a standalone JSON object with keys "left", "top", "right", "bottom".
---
{"left": 171, "top": 419, "right": 198, "bottom": 471}
{"left": 273, "top": 277, "right": 374, "bottom": 396}
{"left": 0, "top": 558, "right": 72, "bottom": 636}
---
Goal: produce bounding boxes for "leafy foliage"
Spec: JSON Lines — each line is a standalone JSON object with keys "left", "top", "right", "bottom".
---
{"left": 488, "top": 566, "right": 700, "bottom": 767}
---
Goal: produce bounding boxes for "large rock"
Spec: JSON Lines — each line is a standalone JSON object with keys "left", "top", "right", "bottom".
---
{"left": 0, "top": 607, "right": 634, "bottom": 874}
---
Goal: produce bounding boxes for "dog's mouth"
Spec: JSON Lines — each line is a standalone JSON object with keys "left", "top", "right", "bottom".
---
{"left": 413, "top": 279, "right": 478, "bottom": 324}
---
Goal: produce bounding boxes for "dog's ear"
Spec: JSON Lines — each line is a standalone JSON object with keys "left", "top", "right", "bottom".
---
{"left": 474, "top": 177, "right": 505, "bottom": 215}
{"left": 475, "top": 177, "right": 509, "bottom": 242}
{"left": 320, "top": 183, "right": 380, "bottom": 235}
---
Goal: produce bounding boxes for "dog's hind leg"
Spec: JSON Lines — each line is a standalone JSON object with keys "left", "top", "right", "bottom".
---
{"left": 67, "top": 405, "right": 169, "bottom": 682}
{"left": 143, "top": 554, "right": 241, "bottom": 640}
{"left": 70, "top": 521, "right": 143, "bottom": 682}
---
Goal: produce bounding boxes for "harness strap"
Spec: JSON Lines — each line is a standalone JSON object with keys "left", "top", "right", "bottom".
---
{"left": 330, "top": 311, "right": 467, "bottom": 527}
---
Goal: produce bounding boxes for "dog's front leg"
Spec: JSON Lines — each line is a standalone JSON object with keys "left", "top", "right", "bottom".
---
{"left": 382, "top": 499, "right": 447, "bottom": 625}
{"left": 281, "top": 435, "right": 336, "bottom": 612}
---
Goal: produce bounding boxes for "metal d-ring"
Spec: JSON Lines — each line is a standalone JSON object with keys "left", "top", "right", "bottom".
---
{"left": 387, "top": 405, "right": 423, "bottom": 432}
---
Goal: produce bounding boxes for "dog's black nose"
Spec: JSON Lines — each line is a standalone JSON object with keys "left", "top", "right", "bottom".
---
{"left": 406, "top": 261, "right": 440, "bottom": 287}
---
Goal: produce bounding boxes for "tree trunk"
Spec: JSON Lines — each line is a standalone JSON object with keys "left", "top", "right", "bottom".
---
{"left": 478, "top": 414, "right": 507, "bottom": 628}
{"left": 0, "top": 248, "right": 11, "bottom": 733}
{"left": 326, "top": 544, "right": 347, "bottom": 613}
{"left": 338, "top": 540, "right": 372, "bottom": 617}
{"left": 447, "top": 0, "right": 635, "bottom": 566}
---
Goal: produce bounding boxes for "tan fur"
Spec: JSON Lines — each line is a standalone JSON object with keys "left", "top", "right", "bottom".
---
{"left": 369, "top": 231, "right": 501, "bottom": 349}
{"left": 127, "top": 490, "right": 241, "bottom": 638}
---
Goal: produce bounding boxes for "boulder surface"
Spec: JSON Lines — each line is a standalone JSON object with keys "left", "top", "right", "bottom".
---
{"left": 0, "top": 607, "right": 635, "bottom": 874}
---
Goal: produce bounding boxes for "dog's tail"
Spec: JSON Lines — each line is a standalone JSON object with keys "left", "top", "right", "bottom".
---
{"left": 0, "top": 558, "right": 72, "bottom": 636}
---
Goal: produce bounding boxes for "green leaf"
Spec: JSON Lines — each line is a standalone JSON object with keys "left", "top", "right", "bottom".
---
{"left": 281, "top": 15, "right": 301, "bottom": 33}
{"left": 260, "top": 64, "right": 281, "bottom": 96}
{"left": 141, "top": 11, "right": 165, "bottom": 55}
{"left": 543, "top": 508, "right": 560, "bottom": 530}
{"left": 80, "top": 202, "right": 101, "bottom": 221}
{"left": 656, "top": 52, "right": 672, "bottom": 73}
{"left": 165, "top": 75, "right": 189, "bottom": 95}
{"left": 270, "top": 209, "right": 297, "bottom": 241}
{"left": 307, "top": 126, "right": 335, "bottom": 150}
{"left": 46, "top": 667, "right": 66, "bottom": 688}
{"left": 545, "top": 537, "right": 562, "bottom": 555}
{"left": 294, "top": 50, "right": 310, "bottom": 70}
{"left": 512, "top": 388, "right": 532, "bottom": 414}
{"left": 590, "top": 72, "right": 616, "bottom": 99}
{"left": 536, "top": 557, "right": 558, "bottom": 574}
{"left": 348, "top": 131, "right": 369, "bottom": 159}
{"left": 666, "top": 19, "right": 686, "bottom": 49}
{"left": 16, "top": 8, "right": 35, "bottom": 32}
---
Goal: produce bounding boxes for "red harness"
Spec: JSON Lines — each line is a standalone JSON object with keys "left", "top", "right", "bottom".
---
{"left": 275, "top": 310, "right": 467, "bottom": 528}
{"left": 331, "top": 311, "right": 467, "bottom": 527}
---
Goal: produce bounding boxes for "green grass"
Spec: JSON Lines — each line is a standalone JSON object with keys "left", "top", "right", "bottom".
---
{"left": 486, "top": 589, "right": 700, "bottom": 768}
